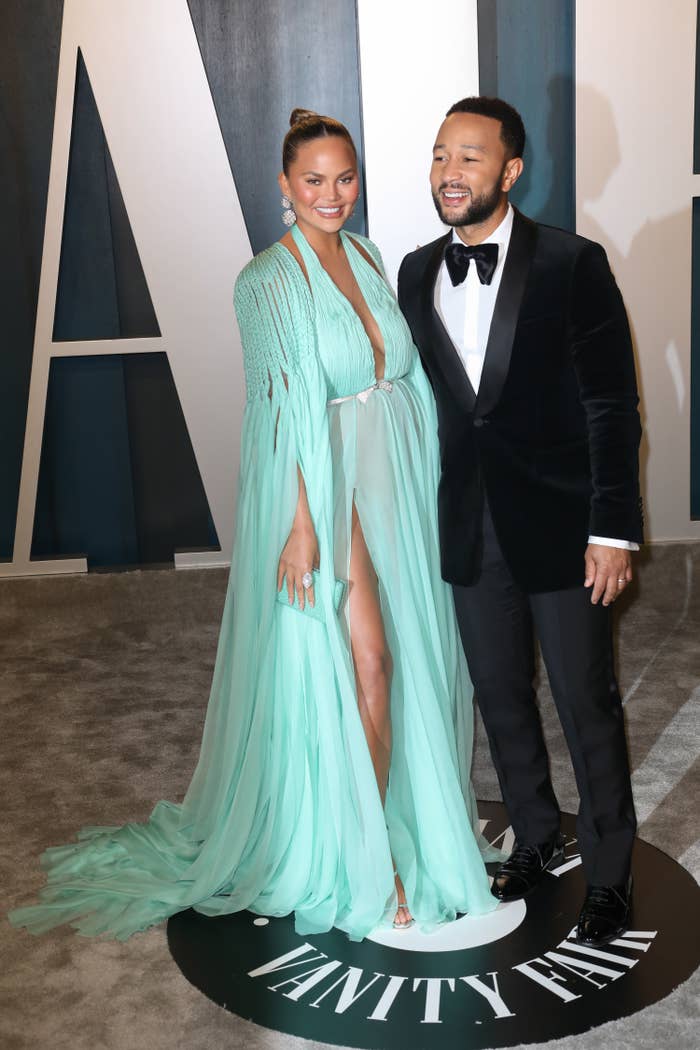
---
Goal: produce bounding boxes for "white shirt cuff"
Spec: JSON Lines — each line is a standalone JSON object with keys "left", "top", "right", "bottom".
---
{"left": 588, "top": 535, "right": 640, "bottom": 551}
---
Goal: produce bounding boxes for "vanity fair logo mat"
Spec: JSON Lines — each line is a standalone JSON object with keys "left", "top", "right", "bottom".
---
{"left": 167, "top": 803, "right": 700, "bottom": 1048}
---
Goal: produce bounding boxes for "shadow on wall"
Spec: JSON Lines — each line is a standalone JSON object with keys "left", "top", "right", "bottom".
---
{"left": 575, "top": 83, "right": 693, "bottom": 540}
{"left": 513, "top": 73, "right": 575, "bottom": 231}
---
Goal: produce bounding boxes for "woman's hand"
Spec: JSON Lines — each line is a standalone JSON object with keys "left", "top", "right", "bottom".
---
{"left": 277, "top": 522, "right": 320, "bottom": 611}
{"left": 277, "top": 468, "right": 319, "bottom": 611}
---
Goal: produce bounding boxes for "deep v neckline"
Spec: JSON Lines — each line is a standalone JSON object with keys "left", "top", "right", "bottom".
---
{"left": 290, "top": 225, "right": 387, "bottom": 376}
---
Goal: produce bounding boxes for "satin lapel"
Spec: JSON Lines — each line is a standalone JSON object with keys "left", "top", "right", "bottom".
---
{"left": 475, "top": 210, "right": 538, "bottom": 419}
{"left": 421, "top": 233, "right": 477, "bottom": 412}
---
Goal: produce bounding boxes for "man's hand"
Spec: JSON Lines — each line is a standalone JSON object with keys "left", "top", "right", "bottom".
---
{"left": 584, "top": 544, "right": 633, "bottom": 605}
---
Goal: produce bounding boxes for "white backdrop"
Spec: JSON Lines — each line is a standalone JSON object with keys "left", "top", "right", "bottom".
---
{"left": 356, "top": 0, "right": 479, "bottom": 287}
{"left": 577, "top": 0, "right": 700, "bottom": 542}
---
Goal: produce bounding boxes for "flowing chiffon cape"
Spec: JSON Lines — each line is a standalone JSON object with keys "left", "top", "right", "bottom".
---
{"left": 9, "top": 236, "right": 500, "bottom": 942}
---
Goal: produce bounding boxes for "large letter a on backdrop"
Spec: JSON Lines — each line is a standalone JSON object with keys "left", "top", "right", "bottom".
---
{"left": 2, "top": 0, "right": 251, "bottom": 578}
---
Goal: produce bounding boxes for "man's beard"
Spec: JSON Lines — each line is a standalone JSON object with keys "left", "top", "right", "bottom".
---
{"left": 432, "top": 176, "right": 503, "bottom": 228}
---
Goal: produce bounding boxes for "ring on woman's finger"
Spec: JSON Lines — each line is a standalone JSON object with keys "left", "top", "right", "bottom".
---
{"left": 617, "top": 578, "right": 627, "bottom": 584}
{"left": 302, "top": 571, "right": 313, "bottom": 590}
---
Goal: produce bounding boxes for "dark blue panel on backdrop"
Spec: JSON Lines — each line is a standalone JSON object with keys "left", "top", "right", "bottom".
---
{"left": 477, "top": 0, "right": 575, "bottom": 232}
{"left": 694, "top": 5, "right": 700, "bottom": 517}
{"left": 53, "top": 50, "right": 160, "bottom": 342}
{"left": 32, "top": 353, "right": 218, "bottom": 566}
{"left": 187, "top": 0, "right": 366, "bottom": 254}
{"left": 692, "top": 199, "right": 700, "bottom": 519}
{"left": 32, "top": 357, "right": 140, "bottom": 565}
{"left": 695, "top": 0, "right": 700, "bottom": 174}
{"left": 0, "top": 2, "right": 65, "bottom": 559}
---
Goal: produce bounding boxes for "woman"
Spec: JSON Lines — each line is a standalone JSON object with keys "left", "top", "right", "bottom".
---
{"left": 9, "top": 110, "right": 499, "bottom": 943}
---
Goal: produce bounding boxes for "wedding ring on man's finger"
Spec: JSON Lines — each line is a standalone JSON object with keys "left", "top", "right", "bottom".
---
{"left": 617, "top": 578, "right": 627, "bottom": 584}
{"left": 302, "top": 572, "right": 314, "bottom": 590}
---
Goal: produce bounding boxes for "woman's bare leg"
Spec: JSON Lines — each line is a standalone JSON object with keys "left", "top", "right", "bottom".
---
{"left": 348, "top": 503, "right": 412, "bottom": 926}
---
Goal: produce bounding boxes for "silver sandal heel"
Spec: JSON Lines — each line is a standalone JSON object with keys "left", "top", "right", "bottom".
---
{"left": 393, "top": 869, "right": 415, "bottom": 929}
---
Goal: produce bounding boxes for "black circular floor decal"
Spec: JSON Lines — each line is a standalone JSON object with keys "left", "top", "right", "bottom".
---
{"left": 167, "top": 803, "right": 700, "bottom": 1048}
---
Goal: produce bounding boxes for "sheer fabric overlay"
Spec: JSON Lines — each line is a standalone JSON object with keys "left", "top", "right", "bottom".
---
{"left": 9, "top": 229, "right": 500, "bottom": 942}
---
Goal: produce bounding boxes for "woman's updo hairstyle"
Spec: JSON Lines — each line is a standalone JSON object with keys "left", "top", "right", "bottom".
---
{"left": 282, "top": 108, "right": 357, "bottom": 174}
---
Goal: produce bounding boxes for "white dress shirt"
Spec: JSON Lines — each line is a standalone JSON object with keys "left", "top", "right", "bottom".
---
{"left": 435, "top": 205, "right": 514, "bottom": 393}
{"left": 434, "top": 204, "right": 638, "bottom": 552}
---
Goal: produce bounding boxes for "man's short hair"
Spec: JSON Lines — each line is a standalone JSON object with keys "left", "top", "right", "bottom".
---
{"left": 446, "top": 96, "right": 526, "bottom": 160}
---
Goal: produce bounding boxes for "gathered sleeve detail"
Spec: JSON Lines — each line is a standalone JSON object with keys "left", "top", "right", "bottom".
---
{"left": 234, "top": 247, "right": 317, "bottom": 406}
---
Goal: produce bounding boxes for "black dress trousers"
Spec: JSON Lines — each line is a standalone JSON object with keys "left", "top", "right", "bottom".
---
{"left": 452, "top": 502, "right": 637, "bottom": 886}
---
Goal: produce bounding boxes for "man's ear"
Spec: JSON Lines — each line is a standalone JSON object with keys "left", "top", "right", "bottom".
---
{"left": 502, "top": 157, "right": 524, "bottom": 192}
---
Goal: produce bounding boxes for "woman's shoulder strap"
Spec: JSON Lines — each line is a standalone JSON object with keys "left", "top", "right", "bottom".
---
{"left": 343, "top": 231, "right": 386, "bottom": 277}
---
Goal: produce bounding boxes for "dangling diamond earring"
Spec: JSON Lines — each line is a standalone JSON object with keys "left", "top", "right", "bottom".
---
{"left": 281, "top": 195, "right": 296, "bottom": 227}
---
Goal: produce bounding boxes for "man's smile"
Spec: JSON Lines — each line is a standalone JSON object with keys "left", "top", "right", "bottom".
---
{"left": 440, "top": 188, "right": 471, "bottom": 204}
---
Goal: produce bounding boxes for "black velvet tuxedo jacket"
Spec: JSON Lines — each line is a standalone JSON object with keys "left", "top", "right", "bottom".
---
{"left": 397, "top": 208, "right": 643, "bottom": 592}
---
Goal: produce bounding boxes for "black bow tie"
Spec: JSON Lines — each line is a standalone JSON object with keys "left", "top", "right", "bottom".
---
{"left": 444, "top": 241, "right": 499, "bottom": 287}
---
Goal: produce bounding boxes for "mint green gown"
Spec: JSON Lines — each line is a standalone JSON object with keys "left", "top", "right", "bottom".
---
{"left": 9, "top": 225, "right": 499, "bottom": 942}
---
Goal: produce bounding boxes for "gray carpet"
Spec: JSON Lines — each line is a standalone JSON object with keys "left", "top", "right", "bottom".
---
{"left": 1, "top": 543, "right": 699, "bottom": 1050}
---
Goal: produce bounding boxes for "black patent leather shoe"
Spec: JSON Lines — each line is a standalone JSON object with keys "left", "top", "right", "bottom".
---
{"left": 491, "top": 834, "right": 566, "bottom": 901}
{"left": 576, "top": 879, "right": 632, "bottom": 946}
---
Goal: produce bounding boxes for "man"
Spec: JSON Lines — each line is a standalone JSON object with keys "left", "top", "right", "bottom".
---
{"left": 398, "top": 96, "right": 642, "bottom": 947}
